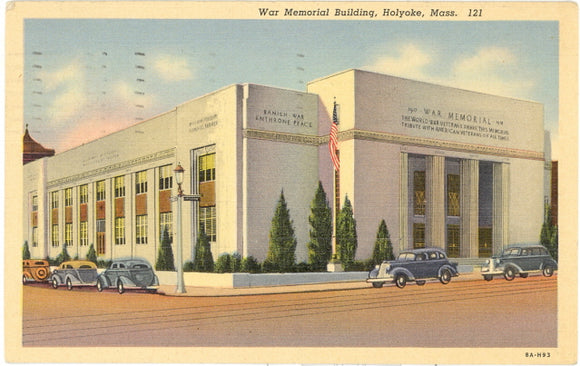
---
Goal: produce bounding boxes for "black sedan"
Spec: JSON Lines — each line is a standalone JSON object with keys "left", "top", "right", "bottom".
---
{"left": 96, "top": 257, "right": 159, "bottom": 294}
{"left": 367, "top": 248, "right": 459, "bottom": 288}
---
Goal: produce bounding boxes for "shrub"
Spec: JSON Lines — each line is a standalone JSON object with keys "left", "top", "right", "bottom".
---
{"left": 215, "top": 253, "right": 232, "bottom": 273}
{"left": 55, "top": 246, "right": 71, "bottom": 265}
{"left": 192, "top": 229, "right": 214, "bottom": 272}
{"left": 22, "top": 241, "right": 31, "bottom": 260}
{"left": 86, "top": 244, "right": 98, "bottom": 264}
{"left": 156, "top": 227, "right": 176, "bottom": 271}
{"left": 307, "top": 181, "right": 333, "bottom": 271}
{"left": 265, "top": 190, "right": 297, "bottom": 272}
{"left": 240, "top": 256, "right": 261, "bottom": 273}
{"left": 97, "top": 259, "right": 112, "bottom": 269}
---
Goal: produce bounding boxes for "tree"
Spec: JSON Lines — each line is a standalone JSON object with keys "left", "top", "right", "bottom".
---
{"left": 265, "top": 190, "right": 297, "bottom": 272}
{"left": 371, "top": 219, "right": 394, "bottom": 264}
{"left": 336, "top": 196, "right": 357, "bottom": 270}
{"left": 307, "top": 181, "right": 333, "bottom": 271}
{"left": 192, "top": 228, "right": 214, "bottom": 272}
{"left": 55, "top": 245, "right": 71, "bottom": 265}
{"left": 86, "top": 244, "right": 98, "bottom": 263}
{"left": 156, "top": 227, "right": 176, "bottom": 271}
{"left": 22, "top": 241, "right": 31, "bottom": 260}
{"left": 540, "top": 202, "right": 558, "bottom": 261}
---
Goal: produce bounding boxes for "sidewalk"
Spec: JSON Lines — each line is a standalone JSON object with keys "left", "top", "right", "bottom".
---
{"left": 157, "top": 271, "right": 483, "bottom": 297}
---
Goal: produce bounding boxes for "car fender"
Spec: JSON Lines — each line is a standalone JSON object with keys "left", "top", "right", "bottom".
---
{"left": 65, "top": 274, "right": 81, "bottom": 285}
{"left": 118, "top": 276, "right": 137, "bottom": 287}
{"left": 389, "top": 267, "right": 415, "bottom": 281}
{"left": 540, "top": 260, "right": 558, "bottom": 270}
{"left": 50, "top": 273, "right": 62, "bottom": 285}
{"left": 97, "top": 275, "right": 112, "bottom": 288}
{"left": 502, "top": 262, "right": 523, "bottom": 273}
{"left": 438, "top": 264, "right": 458, "bottom": 277}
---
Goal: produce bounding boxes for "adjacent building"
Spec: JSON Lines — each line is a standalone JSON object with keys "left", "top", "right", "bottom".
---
{"left": 23, "top": 69, "right": 549, "bottom": 266}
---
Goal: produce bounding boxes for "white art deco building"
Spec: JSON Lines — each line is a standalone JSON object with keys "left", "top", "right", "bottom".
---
{"left": 23, "top": 69, "right": 550, "bottom": 266}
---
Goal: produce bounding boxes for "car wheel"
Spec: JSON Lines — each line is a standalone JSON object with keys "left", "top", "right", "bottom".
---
{"left": 416, "top": 280, "right": 426, "bottom": 286}
{"left": 117, "top": 280, "right": 125, "bottom": 294}
{"left": 483, "top": 275, "right": 493, "bottom": 281}
{"left": 96, "top": 279, "right": 104, "bottom": 292}
{"left": 395, "top": 274, "right": 407, "bottom": 289}
{"left": 22, "top": 275, "right": 28, "bottom": 285}
{"left": 520, "top": 273, "right": 529, "bottom": 278}
{"left": 543, "top": 266, "right": 554, "bottom": 277}
{"left": 504, "top": 267, "right": 516, "bottom": 281}
{"left": 51, "top": 277, "right": 59, "bottom": 289}
{"left": 439, "top": 269, "right": 452, "bottom": 284}
{"left": 66, "top": 278, "right": 73, "bottom": 291}
{"left": 372, "top": 282, "right": 384, "bottom": 288}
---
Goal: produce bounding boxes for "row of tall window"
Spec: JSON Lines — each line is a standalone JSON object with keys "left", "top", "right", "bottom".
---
{"left": 32, "top": 153, "right": 217, "bottom": 255}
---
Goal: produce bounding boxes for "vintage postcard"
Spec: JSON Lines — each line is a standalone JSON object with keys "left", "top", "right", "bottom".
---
{"left": 5, "top": 1, "right": 578, "bottom": 364}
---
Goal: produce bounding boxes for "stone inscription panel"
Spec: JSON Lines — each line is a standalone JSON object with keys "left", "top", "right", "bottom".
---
{"left": 401, "top": 106, "right": 510, "bottom": 142}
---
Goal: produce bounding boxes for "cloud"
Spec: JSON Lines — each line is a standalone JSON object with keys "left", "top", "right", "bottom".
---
{"left": 448, "top": 47, "right": 534, "bottom": 97}
{"left": 364, "top": 44, "right": 534, "bottom": 99}
{"left": 363, "top": 43, "right": 433, "bottom": 80}
{"left": 41, "top": 59, "right": 88, "bottom": 123}
{"left": 152, "top": 54, "right": 194, "bottom": 82}
{"left": 56, "top": 117, "right": 133, "bottom": 152}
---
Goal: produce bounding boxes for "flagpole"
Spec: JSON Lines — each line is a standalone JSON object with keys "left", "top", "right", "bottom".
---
{"left": 327, "top": 98, "right": 342, "bottom": 272}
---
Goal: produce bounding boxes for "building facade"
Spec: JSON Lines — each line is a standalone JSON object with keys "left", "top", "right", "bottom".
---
{"left": 23, "top": 69, "right": 548, "bottom": 267}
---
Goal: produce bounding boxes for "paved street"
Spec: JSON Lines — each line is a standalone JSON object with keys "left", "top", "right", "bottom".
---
{"left": 22, "top": 275, "right": 557, "bottom": 348}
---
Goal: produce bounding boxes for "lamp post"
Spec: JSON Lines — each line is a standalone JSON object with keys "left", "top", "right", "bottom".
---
{"left": 173, "top": 163, "right": 200, "bottom": 294}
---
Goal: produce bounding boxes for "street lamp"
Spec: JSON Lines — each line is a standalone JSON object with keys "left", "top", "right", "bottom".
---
{"left": 172, "top": 163, "right": 200, "bottom": 294}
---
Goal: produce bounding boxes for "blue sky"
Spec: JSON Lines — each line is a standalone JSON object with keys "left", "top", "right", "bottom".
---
{"left": 24, "top": 19, "right": 559, "bottom": 156}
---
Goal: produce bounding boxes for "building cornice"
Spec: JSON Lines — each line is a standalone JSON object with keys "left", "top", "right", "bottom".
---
{"left": 47, "top": 148, "right": 176, "bottom": 188}
{"left": 243, "top": 129, "right": 321, "bottom": 146}
{"left": 341, "top": 129, "right": 544, "bottom": 161}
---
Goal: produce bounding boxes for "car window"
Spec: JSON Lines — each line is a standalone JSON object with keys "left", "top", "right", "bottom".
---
{"left": 79, "top": 265, "right": 92, "bottom": 269}
{"left": 398, "top": 253, "right": 415, "bottom": 261}
{"left": 521, "top": 249, "right": 529, "bottom": 256}
{"left": 504, "top": 248, "right": 520, "bottom": 256}
{"left": 429, "top": 252, "right": 438, "bottom": 260}
{"left": 439, "top": 252, "right": 446, "bottom": 259}
{"left": 35, "top": 261, "right": 46, "bottom": 265}
{"left": 132, "top": 264, "right": 149, "bottom": 269}
{"left": 531, "top": 248, "right": 541, "bottom": 255}
{"left": 119, "top": 263, "right": 126, "bottom": 269}
{"left": 111, "top": 264, "right": 118, "bottom": 269}
{"left": 416, "top": 253, "right": 426, "bottom": 261}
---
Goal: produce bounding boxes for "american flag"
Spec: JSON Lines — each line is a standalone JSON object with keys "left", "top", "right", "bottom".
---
{"left": 328, "top": 101, "right": 340, "bottom": 171}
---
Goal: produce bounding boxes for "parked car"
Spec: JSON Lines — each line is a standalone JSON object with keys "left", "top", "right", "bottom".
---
{"left": 481, "top": 244, "right": 557, "bottom": 281}
{"left": 96, "top": 258, "right": 159, "bottom": 294}
{"left": 50, "top": 260, "right": 98, "bottom": 290}
{"left": 22, "top": 259, "right": 51, "bottom": 284}
{"left": 367, "top": 248, "right": 459, "bottom": 288}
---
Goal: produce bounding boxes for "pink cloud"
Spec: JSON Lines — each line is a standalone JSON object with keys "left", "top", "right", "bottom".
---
{"left": 56, "top": 118, "right": 135, "bottom": 153}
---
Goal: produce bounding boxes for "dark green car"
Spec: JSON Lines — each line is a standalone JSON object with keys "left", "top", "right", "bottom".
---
{"left": 481, "top": 244, "right": 557, "bottom": 281}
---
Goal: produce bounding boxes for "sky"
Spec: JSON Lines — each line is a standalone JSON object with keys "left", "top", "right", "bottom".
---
{"left": 24, "top": 19, "right": 559, "bottom": 157}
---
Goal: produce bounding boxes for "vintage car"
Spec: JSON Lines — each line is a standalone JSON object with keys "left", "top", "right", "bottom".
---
{"left": 22, "top": 259, "right": 51, "bottom": 284}
{"left": 50, "top": 260, "right": 99, "bottom": 290}
{"left": 96, "top": 257, "right": 159, "bottom": 294}
{"left": 367, "top": 248, "right": 459, "bottom": 288}
{"left": 481, "top": 244, "right": 557, "bottom": 281}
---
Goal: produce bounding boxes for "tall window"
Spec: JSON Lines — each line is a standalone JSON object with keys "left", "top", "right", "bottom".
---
{"left": 136, "top": 171, "right": 148, "bottom": 194}
{"left": 114, "top": 176, "right": 125, "bottom": 198}
{"left": 199, "top": 153, "right": 216, "bottom": 182}
{"left": 413, "top": 171, "right": 426, "bottom": 215}
{"left": 51, "top": 225, "right": 59, "bottom": 247}
{"left": 65, "top": 188, "right": 73, "bottom": 207}
{"left": 159, "top": 212, "right": 173, "bottom": 240}
{"left": 447, "top": 174, "right": 460, "bottom": 216}
{"left": 96, "top": 219, "right": 106, "bottom": 255}
{"left": 51, "top": 191, "right": 59, "bottom": 209}
{"left": 413, "top": 223, "right": 425, "bottom": 249}
{"left": 200, "top": 206, "right": 216, "bottom": 241}
{"left": 64, "top": 223, "right": 73, "bottom": 246}
{"left": 447, "top": 224, "right": 460, "bottom": 258}
{"left": 159, "top": 165, "right": 173, "bottom": 190}
{"left": 32, "top": 195, "right": 38, "bottom": 211}
{"left": 79, "top": 221, "right": 88, "bottom": 246}
{"left": 96, "top": 180, "right": 106, "bottom": 201}
{"left": 79, "top": 184, "right": 88, "bottom": 204}
{"left": 115, "top": 217, "right": 126, "bottom": 245}
{"left": 32, "top": 227, "right": 39, "bottom": 247}
{"left": 136, "top": 215, "right": 148, "bottom": 244}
